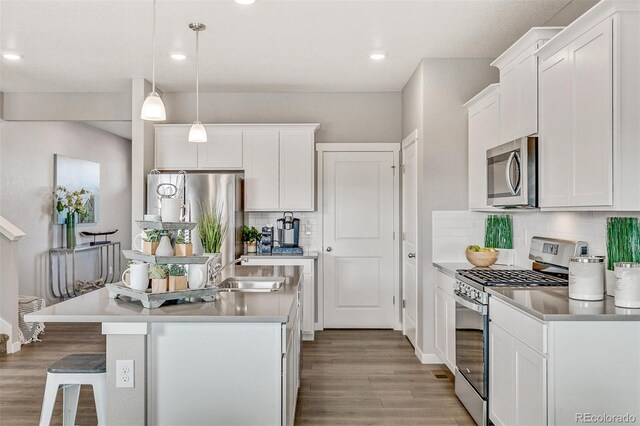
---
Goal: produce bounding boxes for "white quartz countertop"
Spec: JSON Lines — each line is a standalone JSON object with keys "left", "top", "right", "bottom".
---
{"left": 241, "top": 251, "right": 319, "bottom": 260}
{"left": 26, "top": 265, "right": 302, "bottom": 324}
{"left": 488, "top": 287, "right": 640, "bottom": 321}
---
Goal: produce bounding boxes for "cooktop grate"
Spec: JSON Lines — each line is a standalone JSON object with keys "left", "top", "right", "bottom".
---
{"left": 456, "top": 269, "right": 568, "bottom": 286}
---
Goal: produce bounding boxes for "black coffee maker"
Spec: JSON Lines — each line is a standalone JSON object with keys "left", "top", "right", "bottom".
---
{"left": 276, "top": 212, "right": 300, "bottom": 247}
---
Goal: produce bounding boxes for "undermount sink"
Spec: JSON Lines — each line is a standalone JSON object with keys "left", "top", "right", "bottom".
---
{"left": 217, "top": 277, "right": 285, "bottom": 292}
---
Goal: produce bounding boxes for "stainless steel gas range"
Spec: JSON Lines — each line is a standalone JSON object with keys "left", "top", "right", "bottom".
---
{"left": 453, "top": 237, "right": 587, "bottom": 426}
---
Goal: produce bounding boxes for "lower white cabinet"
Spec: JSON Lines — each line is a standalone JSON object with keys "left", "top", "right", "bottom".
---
{"left": 282, "top": 300, "right": 301, "bottom": 426}
{"left": 243, "top": 256, "right": 316, "bottom": 340}
{"left": 489, "top": 319, "right": 546, "bottom": 426}
{"left": 434, "top": 271, "right": 456, "bottom": 373}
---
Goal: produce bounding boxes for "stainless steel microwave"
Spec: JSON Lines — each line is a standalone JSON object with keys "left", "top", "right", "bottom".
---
{"left": 487, "top": 137, "right": 537, "bottom": 208}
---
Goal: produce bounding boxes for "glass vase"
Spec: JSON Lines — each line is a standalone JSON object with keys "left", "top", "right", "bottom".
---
{"left": 66, "top": 212, "right": 77, "bottom": 249}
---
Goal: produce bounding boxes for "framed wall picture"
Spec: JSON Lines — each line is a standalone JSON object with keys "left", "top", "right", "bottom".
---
{"left": 54, "top": 154, "right": 100, "bottom": 224}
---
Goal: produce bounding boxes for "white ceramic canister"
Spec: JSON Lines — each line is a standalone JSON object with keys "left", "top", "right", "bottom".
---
{"left": 569, "top": 256, "right": 605, "bottom": 301}
{"left": 614, "top": 262, "right": 640, "bottom": 308}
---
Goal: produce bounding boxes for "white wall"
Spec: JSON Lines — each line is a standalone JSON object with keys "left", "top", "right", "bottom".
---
{"left": 162, "top": 92, "right": 401, "bottom": 143}
{"left": 3, "top": 92, "right": 131, "bottom": 121}
{"left": 433, "top": 210, "right": 640, "bottom": 268}
{"left": 0, "top": 121, "right": 132, "bottom": 303}
{"left": 401, "top": 59, "right": 498, "bottom": 360}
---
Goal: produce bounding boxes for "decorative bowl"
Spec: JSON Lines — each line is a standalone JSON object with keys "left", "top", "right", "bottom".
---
{"left": 465, "top": 250, "right": 500, "bottom": 267}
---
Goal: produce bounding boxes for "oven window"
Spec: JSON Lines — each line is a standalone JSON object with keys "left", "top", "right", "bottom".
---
{"left": 487, "top": 150, "right": 519, "bottom": 199}
{"left": 455, "top": 301, "right": 488, "bottom": 398}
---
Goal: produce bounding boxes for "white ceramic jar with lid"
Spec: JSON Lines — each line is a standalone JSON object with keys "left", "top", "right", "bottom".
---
{"left": 569, "top": 256, "right": 605, "bottom": 301}
{"left": 614, "top": 262, "right": 640, "bottom": 308}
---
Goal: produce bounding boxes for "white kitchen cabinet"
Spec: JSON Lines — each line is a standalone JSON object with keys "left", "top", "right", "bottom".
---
{"left": 491, "top": 27, "right": 563, "bottom": 143}
{"left": 489, "top": 298, "right": 547, "bottom": 426}
{"left": 536, "top": 2, "right": 640, "bottom": 210}
{"left": 155, "top": 126, "right": 198, "bottom": 169}
{"left": 243, "top": 126, "right": 317, "bottom": 212}
{"left": 282, "top": 304, "right": 300, "bottom": 426}
{"left": 280, "top": 130, "right": 315, "bottom": 211}
{"left": 434, "top": 270, "right": 456, "bottom": 373}
{"left": 464, "top": 84, "right": 500, "bottom": 210}
{"left": 243, "top": 130, "right": 281, "bottom": 210}
{"left": 197, "top": 128, "right": 243, "bottom": 169}
{"left": 242, "top": 256, "right": 316, "bottom": 340}
{"left": 155, "top": 125, "right": 242, "bottom": 170}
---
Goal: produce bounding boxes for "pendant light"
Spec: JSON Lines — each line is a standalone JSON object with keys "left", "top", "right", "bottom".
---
{"left": 188, "top": 23, "right": 207, "bottom": 143}
{"left": 140, "top": 0, "right": 166, "bottom": 121}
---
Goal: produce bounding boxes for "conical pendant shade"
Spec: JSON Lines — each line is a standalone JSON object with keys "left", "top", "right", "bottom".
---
{"left": 188, "top": 121, "right": 207, "bottom": 143}
{"left": 141, "top": 92, "right": 166, "bottom": 121}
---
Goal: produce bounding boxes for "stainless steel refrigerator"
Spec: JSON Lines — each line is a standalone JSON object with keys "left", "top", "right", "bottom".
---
{"left": 146, "top": 172, "right": 244, "bottom": 264}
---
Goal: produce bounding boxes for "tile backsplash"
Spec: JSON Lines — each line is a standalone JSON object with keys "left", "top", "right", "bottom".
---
{"left": 433, "top": 210, "right": 640, "bottom": 267}
{"left": 246, "top": 212, "right": 319, "bottom": 253}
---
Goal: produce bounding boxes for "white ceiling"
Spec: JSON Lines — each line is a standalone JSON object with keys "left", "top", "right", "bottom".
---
{"left": 0, "top": 0, "right": 598, "bottom": 93}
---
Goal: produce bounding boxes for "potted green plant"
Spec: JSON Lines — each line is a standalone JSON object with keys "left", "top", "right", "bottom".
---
{"left": 174, "top": 230, "right": 193, "bottom": 257}
{"left": 149, "top": 265, "right": 168, "bottom": 293}
{"left": 243, "top": 226, "right": 261, "bottom": 253}
{"left": 142, "top": 229, "right": 162, "bottom": 255}
{"left": 197, "top": 203, "right": 227, "bottom": 268}
{"left": 54, "top": 186, "right": 90, "bottom": 248}
{"left": 168, "top": 265, "right": 187, "bottom": 292}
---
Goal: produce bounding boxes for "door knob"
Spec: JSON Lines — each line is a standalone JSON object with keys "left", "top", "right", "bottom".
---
{"left": 326, "top": 247, "right": 332, "bottom": 252}
{"left": 408, "top": 253, "right": 415, "bottom": 258}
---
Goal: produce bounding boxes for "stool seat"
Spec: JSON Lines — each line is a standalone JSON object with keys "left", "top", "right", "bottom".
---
{"left": 47, "top": 353, "right": 106, "bottom": 374}
{"left": 40, "top": 353, "right": 107, "bottom": 426}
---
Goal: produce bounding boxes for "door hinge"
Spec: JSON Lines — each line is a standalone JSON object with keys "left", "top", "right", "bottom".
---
{"left": 402, "top": 299, "right": 406, "bottom": 309}
{"left": 393, "top": 231, "right": 396, "bottom": 240}
{"left": 393, "top": 296, "right": 396, "bottom": 305}
{"left": 392, "top": 165, "right": 396, "bottom": 176}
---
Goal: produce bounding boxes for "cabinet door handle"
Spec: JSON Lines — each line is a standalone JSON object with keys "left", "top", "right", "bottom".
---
{"left": 408, "top": 253, "right": 415, "bottom": 259}
{"left": 326, "top": 247, "right": 332, "bottom": 252}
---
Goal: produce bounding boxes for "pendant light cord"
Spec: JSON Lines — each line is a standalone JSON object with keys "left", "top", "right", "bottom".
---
{"left": 196, "top": 28, "right": 200, "bottom": 122}
{"left": 152, "top": 0, "right": 157, "bottom": 93}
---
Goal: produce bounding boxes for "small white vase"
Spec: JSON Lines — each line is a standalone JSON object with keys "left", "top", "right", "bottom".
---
{"left": 155, "top": 236, "right": 174, "bottom": 257}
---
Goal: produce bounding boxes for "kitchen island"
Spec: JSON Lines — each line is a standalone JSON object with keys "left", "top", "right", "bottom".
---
{"left": 26, "top": 265, "right": 303, "bottom": 426}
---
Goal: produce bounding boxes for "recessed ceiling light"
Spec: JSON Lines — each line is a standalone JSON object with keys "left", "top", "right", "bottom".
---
{"left": 369, "top": 53, "right": 386, "bottom": 60}
{"left": 235, "top": 0, "right": 255, "bottom": 4}
{"left": 3, "top": 53, "right": 21, "bottom": 60}
{"left": 170, "top": 53, "right": 187, "bottom": 60}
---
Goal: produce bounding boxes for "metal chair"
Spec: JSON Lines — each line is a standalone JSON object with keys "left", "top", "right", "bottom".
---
{"left": 39, "top": 353, "right": 107, "bottom": 426}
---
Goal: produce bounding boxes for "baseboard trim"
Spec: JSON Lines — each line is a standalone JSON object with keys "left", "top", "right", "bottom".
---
{"left": 10, "top": 340, "right": 21, "bottom": 354}
{"left": 415, "top": 346, "right": 445, "bottom": 364}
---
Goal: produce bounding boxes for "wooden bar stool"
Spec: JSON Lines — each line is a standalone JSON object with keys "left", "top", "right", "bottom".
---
{"left": 39, "top": 353, "right": 107, "bottom": 426}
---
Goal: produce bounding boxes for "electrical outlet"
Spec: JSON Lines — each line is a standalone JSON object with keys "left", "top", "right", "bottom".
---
{"left": 116, "top": 360, "right": 134, "bottom": 388}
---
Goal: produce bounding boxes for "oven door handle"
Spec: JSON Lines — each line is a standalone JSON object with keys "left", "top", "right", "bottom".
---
{"left": 454, "top": 292, "right": 487, "bottom": 315}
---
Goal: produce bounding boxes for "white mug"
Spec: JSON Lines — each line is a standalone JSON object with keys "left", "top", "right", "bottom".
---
{"left": 133, "top": 232, "right": 147, "bottom": 252}
{"left": 188, "top": 264, "right": 207, "bottom": 289}
{"left": 121, "top": 263, "right": 150, "bottom": 291}
{"left": 160, "top": 197, "right": 186, "bottom": 222}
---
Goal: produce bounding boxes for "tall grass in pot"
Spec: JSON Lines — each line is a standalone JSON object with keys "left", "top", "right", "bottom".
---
{"left": 197, "top": 203, "right": 228, "bottom": 269}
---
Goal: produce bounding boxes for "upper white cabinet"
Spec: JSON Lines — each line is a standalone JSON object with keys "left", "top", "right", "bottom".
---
{"left": 536, "top": 1, "right": 640, "bottom": 210}
{"left": 243, "top": 125, "right": 318, "bottom": 212}
{"left": 491, "top": 27, "right": 563, "bottom": 143}
{"left": 155, "top": 124, "right": 319, "bottom": 211}
{"left": 465, "top": 84, "right": 500, "bottom": 211}
{"left": 155, "top": 125, "right": 242, "bottom": 170}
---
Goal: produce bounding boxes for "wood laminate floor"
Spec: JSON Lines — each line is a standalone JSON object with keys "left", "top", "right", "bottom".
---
{"left": 294, "top": 329, "right": 474, "bottom": 425}
{"left": 0, "top": 323, "right": 105, "bottom": 425}
{"left": 0, "top": 325, "right": 473, "bottom": 425}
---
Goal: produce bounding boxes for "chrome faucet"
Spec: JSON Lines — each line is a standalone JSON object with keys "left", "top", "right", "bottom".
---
{"left": 210, "top": 257, "right": 244, "bottom": 282}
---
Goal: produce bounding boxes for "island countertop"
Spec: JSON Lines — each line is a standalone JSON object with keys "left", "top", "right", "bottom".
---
{"left": 488, "top": 286, "right": 640, "bottom": 321}
{"left": 26, "top": 265, "right": 302, "bottom": 324}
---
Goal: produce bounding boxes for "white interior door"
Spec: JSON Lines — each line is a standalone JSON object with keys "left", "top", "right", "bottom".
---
{"left": 323, "top": 151, "right": 396, "bottom": 328}
{"left": 401, "top": 132, "right": 418, "bottom": 347}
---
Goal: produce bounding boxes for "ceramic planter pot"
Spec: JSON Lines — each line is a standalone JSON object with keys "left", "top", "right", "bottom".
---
{"left": 151, "top": 278, "right": 168, "bottom": 293}
{"left": 175, "top": 243, "right": 193, "bottom": 257}
{"left": 247, "top": 242, "right": 257, "bottom": 253}
{"left": 169, "top": 276, "right": 188, "bottom": 292}
{"left": 142, "top": 241, "right": 159, "bottom": 255}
